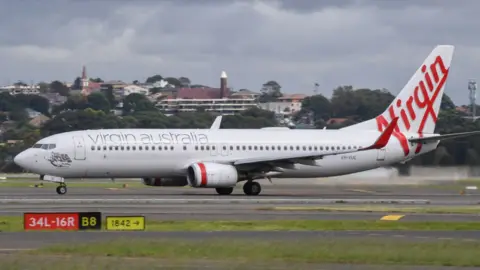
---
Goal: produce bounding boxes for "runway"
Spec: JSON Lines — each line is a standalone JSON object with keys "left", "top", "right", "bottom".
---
{"left": 0, "top": 185, "right": 478, "bottom": 221}
{"left": 1, "top": 184, "right": 479, "bottom": 205}
{"left": 0, "top": 184, "right": 479, "bottom": 269}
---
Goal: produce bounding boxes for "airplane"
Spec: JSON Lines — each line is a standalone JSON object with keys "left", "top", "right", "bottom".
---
{"left": 13, "top": 44, "right": 480, "bottom": 196}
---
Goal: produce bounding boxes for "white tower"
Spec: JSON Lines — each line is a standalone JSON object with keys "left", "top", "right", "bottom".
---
{"left": 469, "top": 79, "right": 477, "bottom": 121}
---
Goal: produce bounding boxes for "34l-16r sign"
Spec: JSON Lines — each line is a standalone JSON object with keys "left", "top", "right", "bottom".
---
{"left": 23, "top": 212, "right": 102, "bottom": 231}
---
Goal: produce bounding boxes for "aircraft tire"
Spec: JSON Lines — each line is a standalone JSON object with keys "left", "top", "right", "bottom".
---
{"left": 243, "top": 181, "right": 261, "bottom": 196}
{"left": 56, "top": 185, "right": 67, "bottom": 195}
{"left": 215, "top": 187, "right": 233, "bottom": 195}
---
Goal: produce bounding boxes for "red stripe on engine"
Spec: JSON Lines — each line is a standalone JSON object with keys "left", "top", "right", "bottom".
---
{"left": 197, "top": 163, "right": 207, "bottom": 186}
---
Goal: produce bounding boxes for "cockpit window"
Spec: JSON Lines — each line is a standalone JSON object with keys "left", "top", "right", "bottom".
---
{"left": 32, "top": 144, "right": 56, "bottom": 150}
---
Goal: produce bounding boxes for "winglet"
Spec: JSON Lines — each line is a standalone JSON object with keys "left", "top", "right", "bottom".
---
{"left": 362, "top": 117, "right": 399, "bottom": 150}
{"left": 210, "top": 115, "right": 222, "bottom": 129}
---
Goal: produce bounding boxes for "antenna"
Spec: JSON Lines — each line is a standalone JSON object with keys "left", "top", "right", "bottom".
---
{"left": 469, "top": 79, "right": 477, "bottom": 121}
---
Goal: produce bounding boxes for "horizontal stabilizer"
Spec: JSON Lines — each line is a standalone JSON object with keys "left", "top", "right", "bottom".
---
{"left": 408, "top": 131, "right": 480, "bottom": 143}
{"left": 361, "top": 117, "right": 398, "bottom": 150}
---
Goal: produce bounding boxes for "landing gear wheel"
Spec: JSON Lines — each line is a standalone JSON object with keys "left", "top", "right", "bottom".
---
{"left": 243, "top": 181, "right": 261, "bottom": 196}
{"left": 215, "top": 187, "right": 234, "bottom": 195}
{"left": 56, "top": 185, "right": 67, "bottom": 195}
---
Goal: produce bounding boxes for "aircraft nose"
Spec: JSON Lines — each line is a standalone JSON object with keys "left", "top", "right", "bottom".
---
{"left": 13, "top": 151, "right": 29, "bottom": 168}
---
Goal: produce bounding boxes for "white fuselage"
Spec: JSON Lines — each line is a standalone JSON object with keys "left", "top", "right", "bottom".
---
{"left": 14, "top": 128, "right": 437, "bottom": 180}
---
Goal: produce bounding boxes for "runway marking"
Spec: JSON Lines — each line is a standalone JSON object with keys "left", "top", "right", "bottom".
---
{"left": 0, "top": 198, "right": 431, "bottom": 205}
{"left": 380, "top": 215, "right": 405, "bottom": 221}
{"left": 344, "top": 189, "right": 378, "bottom": 194}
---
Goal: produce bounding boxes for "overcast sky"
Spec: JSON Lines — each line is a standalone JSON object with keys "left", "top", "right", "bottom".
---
{"left": 0, "top": 0, "right": 479, "bottom": 105}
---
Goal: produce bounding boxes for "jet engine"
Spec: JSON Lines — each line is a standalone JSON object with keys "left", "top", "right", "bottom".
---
{"left": 187, "top": 162, "right": 239, "bottom": 188}
{"left": 142, "top": 177, "right": 188, "bottom": 187}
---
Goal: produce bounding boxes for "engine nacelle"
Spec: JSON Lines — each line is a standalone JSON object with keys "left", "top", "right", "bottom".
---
{"left": 187, "top": 162, "right": 239, "bottom": 188}
{"left": 142, "top": 177, "right": 188, "bottom": 187}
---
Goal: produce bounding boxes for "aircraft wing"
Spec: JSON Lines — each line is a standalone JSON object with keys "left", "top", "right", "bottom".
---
{"left": 210, "top": 116, "right": 222, "bottom": 129}
{"left": 408, "top": 130, "right": 480, "bottom": 143}
{"left": 232, "top": 117, "right": 399, "bottom": 166}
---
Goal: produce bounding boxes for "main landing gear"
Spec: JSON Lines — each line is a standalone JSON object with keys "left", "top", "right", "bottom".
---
{"left": 214, "top": 181, "right": 262, "bottom": 196}
{"left": 243, "top": 181, "right": 261, "bottom": 196}
{"left": 56, "top": 184, "right": 67, "bottom": 195}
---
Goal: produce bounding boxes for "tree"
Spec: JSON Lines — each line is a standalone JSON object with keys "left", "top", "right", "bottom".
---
{"left": 178, "top": 77, "right": 191, "bottom": 87}
{"left": 259, "top": 81, "right": 282, "bottom": 102}
{"left": 122, "top": 93, "right": 157, "bottom": 115}
{"left": 50, "top": 81, "right": 70, "bottom": 96}
{"left": 145, "top": 75, "right": 163, "bottom": 84}
{"left": 165, "top": 77, "right": 182, "bottom": 88}
{"left": 87, "top": 92, "right": 111, "bottom": 113}
{"left": 298, "top": 94, "right": 332, "bottom": 121}
{"left": 72, "top": 77, "right": 82, "bottom": 90}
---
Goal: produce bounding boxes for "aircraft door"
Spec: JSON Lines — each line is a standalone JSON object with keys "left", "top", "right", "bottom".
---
{"left": 376, "top": 148, "right": 386, "bottom": 161}
{"left": 72, "top": 136, "right": 86, "bottom": 160}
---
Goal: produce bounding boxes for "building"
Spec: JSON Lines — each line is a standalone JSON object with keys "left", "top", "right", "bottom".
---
{"left": 79, "top": 66, "right": 101, "bottom": 96}
{"left": 156, "top": 98, "right": 258, "bottom": 116}
{"left": 123, "top": 84, "right": 149, "bottom": 96}
{"left": 230, "top": 89, "right": 260, "bottom": 99}
{"left": 100, "top": 81, "right": 128, "bottom": 100}
{"left": 0, "top": 85, "right": 40, "bottom": 95}
{"left": 258, "top": 94, "right": 307, "bottom": 116}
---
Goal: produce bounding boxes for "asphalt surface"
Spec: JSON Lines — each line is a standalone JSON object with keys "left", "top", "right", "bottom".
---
{"left": 1, "top": 184, "right": 479, "bottom": 205}
{"left": 0, "top": 184, "right": 479, "bottom": 270}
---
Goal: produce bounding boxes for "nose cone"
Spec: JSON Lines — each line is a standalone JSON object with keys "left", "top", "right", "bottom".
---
{"left": 13, "top": 151, "right": 29, "bottom": 168}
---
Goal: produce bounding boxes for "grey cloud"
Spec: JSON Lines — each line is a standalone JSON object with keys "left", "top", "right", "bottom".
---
{"left": 0, "top": 0, "right": 478, "bottom": 105}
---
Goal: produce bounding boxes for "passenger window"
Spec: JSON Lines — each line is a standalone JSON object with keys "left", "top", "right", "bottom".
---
{"left": 183, "top": 146, "right": 187, "bottom": 150}
{"left": 126, "top": 146, "right": 130, "bottom": 150}
{"left": 303, "top": 146, "right": 306, "bottom": 151}
{"left": 212, "top": 146, "right": 215, "bottom": 150}
{"left": 139, "top": 146, "right": 143, "bottom": 150}
{"left": 236, "top": 146, "right": 240, "bottom": 150}
{"left": 170, "top": 146, "right": 174, "bottom": 150}
{"left": 242, "top": 146, "right": 246, "bottom": 150}
{"left": 97, "top": 146, "right": 101, "bottom": 150}
{"left": 145, "top": 146, "right": 149, "bottom": 150}
{"left": 164, "top": 146, "right": 168, "bottom": 150}
{"left": 90, "top": 146, "right": 95, "bottom": 150}
{"left": 230, "top": 146, "right": 233, "bottom": 150}
{"left": 265, "top": 146, "right": 269, "bottom": 150}
{"left": 109, "top": 146, "right": 113, "bottom": 150}
{"left": 195, "top": 146, "right": 198, "bottom": 151}
{"left": 151, "top": 146, "right": 155, "bottom": 150}
{"left": 248, "top": 146, "right": 252, "bottom": 150}
{"left": 206, "top": 146, "right": 210, "bottom": 150}
{"left": 132, "top": 146, "right": 136, "bottom": 150}
{"left": 121, "top": 146, "right": 124, "bottom": 150}
{"left": 254, "top": 146, "right": 258, "bottom": 150}
{"left": 200, "top": 146, "right": 204, "bottom": 150}
{"left": 115, "top": 146, "right": 119, "bottom": 150}
{"left": 223, "top": 146, "right": 227, "bottom": 150}
{"left": 260, "top": 146, "right": 263, "bottom": 150}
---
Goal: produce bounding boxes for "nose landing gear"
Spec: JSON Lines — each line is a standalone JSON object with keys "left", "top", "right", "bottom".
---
{"left": 41, "top": 175, "right": 68, "bottom": 195}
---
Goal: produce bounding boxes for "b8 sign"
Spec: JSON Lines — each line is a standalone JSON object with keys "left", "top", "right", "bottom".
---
{"left": 24, "top": 212, "right": 102, "bottom": 231}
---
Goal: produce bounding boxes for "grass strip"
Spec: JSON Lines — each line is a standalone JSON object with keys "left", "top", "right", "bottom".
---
{"left": 27, "top": 238, "right": 480, "bottom": 267}
{"left": 1, "top": 217, "right": 480, "bottom": 232}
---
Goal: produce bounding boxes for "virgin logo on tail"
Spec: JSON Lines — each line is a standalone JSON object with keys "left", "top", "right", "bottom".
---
{"left": 376, "top": 55, "right": 450, "bottom": 156}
